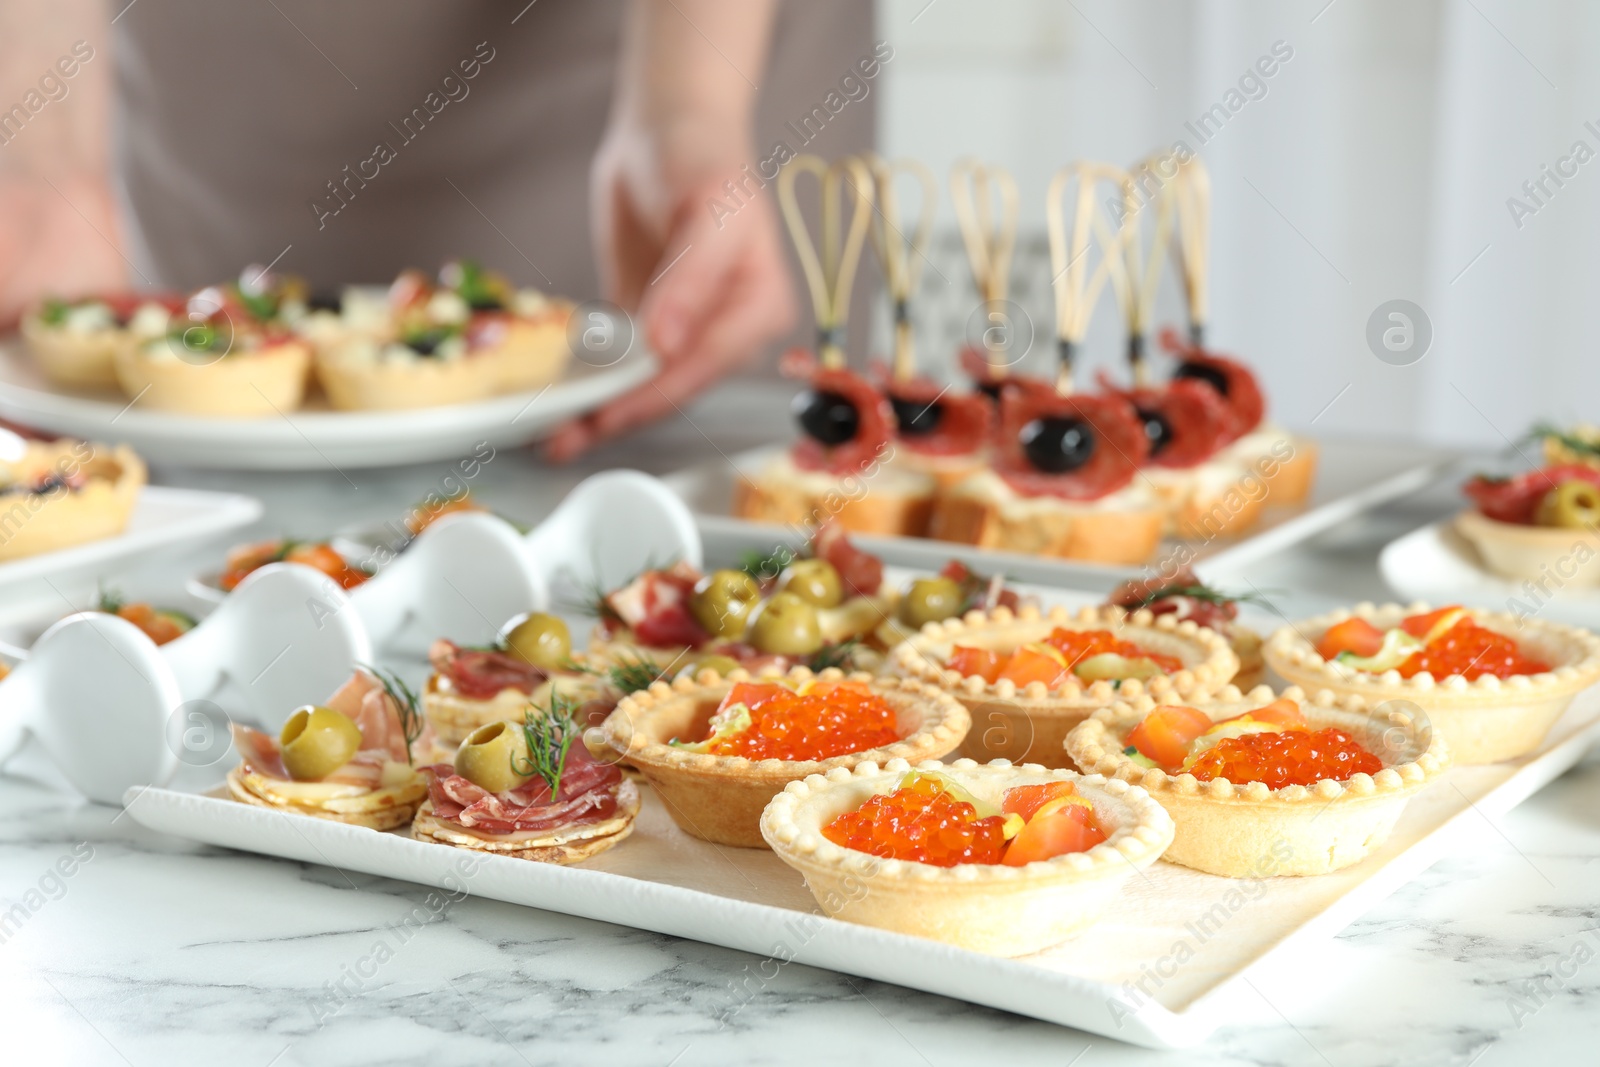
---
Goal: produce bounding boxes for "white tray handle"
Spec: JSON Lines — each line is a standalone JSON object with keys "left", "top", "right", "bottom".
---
{"left": 522, "top": 469, "right": 702, "bottom": 593}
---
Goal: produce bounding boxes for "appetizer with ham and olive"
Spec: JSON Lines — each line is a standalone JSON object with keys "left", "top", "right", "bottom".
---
{"left": 1106, "top": 568, "right": 1265, "bottom": 689}
{"left": 413, "top": 697, "right": 639, "bottom": 864}
{"left": 1456, "top": 426, "right": 1600, "bottom": 585}
{"left": 227, "top": 668, "right": 428, "bottom": 829}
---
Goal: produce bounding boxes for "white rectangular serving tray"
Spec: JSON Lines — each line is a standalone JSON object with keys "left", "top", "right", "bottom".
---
{"left": 666, "top": 438, "right": 1457, "bottom": 587}
{"left": 118, "top": 571, "right": 1600, "bottom": 1049}
{"left": 124, "top": 703, "right": 1600, "bottom": 1049}
{"left": 0, "top": 485, "right": 260, "bottom": 601}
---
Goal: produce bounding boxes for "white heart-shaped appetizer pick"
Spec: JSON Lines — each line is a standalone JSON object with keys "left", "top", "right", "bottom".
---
{"left": 522, "top": 469, "right": 702, "bottom": 597}
{"left": 352, "top": 511, "right": 546, "bottom": 656}
{"left": 0, "top": 613, "right": 181, "bottom": 804}
{"left": 161, "top": 563, "right": 372, "bottom": 735}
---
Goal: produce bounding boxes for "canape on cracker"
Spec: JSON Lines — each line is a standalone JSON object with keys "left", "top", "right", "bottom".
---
{"left": 227, "top": 668, "right": 427, "bottom": 830}
{"left": 413, "top": 695, "right": 639, "bottom": 864}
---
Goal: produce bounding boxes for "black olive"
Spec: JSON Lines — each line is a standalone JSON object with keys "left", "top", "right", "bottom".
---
{"left": 466, "top": 295, "right": 504, "bottom": 311}
{"left": 793, "top": 389, "right": 860, "bottom": 446}
{"left": 404, "top": 330, "right": 448, "bottom": 356}
{"left": 307, "top": 293, "right": 341, "bottom": 313}
{"left": 1136, "top": 407, "right": 1172, "bottom": 458}
{"left": 1019, "top": 417, "right": 1095, "bottom": 473}
{"left": 890, "top": 395, "right": 943, "bottom": 436}
{"left": 1174, "top": 360, "right": 1229, "bottom": 397}
{"left": 975, "top": 380, "right": 1004, "bottom": 403}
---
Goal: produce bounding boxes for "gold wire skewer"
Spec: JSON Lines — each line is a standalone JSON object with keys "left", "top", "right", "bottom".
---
{"left": 1119, "top": 153, "right": 1178, "bottom": 386}
{"left": 1045, "top": 161, "right": 1136, "bottom": 396}
{"left": 778, "top": 154, "right": 876, "bottom": 370}
{"left": 950, "top": 158, "right": 1018, "bottom": 380}
{"left": 1171, "top": 153, "right": 1211, "bottom": 346}
{"left": 867, "top": 155, "right": 937, "bottom": 383}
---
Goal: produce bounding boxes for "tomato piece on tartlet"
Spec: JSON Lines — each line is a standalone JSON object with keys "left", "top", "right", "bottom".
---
{"left": 218, "top": 538, "right": 370, "bottom": 592}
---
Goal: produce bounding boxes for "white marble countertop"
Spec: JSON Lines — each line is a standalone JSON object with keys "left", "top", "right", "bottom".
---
{"left": 5, "top": 379, "right": 1598, "bottom": 1066}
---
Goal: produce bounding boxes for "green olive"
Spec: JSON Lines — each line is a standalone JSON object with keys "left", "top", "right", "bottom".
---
{"left": 501, "top": 612, "right": 572, "bottom": 670}
{"left": 1535, "top": 480, "right": 1600, "bottom": 529}
{"left": 899, "top": 577, "right": 965, "bottom": 629}
{"left": 454, "top": 721, "right": 535, "bottom": 794}
{"left": 678, "top": 652, "right": 742, "bottom": 680}
{"left": 746, "top": 592, "right": 824, "bottom": 656}
{"left": 776, "top": 559, "right": 843, "bottom": 608}
{"left": 279, "top": 705, "right": 363, "bottom": 782}
{"left": 690, "top": 569, "right": 762, "bottom": 639}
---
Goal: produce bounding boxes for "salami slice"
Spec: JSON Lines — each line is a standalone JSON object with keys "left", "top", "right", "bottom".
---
{"left": 813, "top": 521, "right": 884, "bottom": 597}
{"left": 1159, "top": 327, "right": 1266, "bottom": 441}
{"left": 782, "top": 350, "right": 895, "bottom": 475}
{"left": 1463, "top": 464, "right": 1600, "bottom": 524}
{"left": 993, "top": 388, "right": 1149, "bottom": 501}
{"left": 423, "top": 745, "right": 624, "bottom": 835}
{"left": 1096, "top": 372, "right": 1231, "bottom": 469}
{"left": 880, "top": 374, "right": 993, "bottom": 457}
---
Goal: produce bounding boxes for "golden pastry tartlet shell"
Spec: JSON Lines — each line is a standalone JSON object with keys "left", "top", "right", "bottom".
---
{"left": 600, "top": 666, "right": 969, "bottom": 848}
{"left": 1065, "top": 686, "right": 1450, "bottom": 877}
{"left": 888, "top": 602, "right": 1240, "bottom": 767}
{"left": 0, "top": 440, "right": 145, "bottom": 561}
{"left": 1263, "top": 601, "right": 1600, "bottom": 765}
{"left": 760, "top": 757, "right": 1174, "bottom": 956}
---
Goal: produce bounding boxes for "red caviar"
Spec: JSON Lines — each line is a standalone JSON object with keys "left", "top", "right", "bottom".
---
{"left": 1399, "top": 618, "right": 1548, "bottom": 680}
{"left": 1044, "top": 627, "right": 1182, "bottom": 672}
{"left": 822, "top": 775, "right": 1007, "bottom": 866}
{"left": 702, "top": 681, "right": 900, "bottom": 761}
{"left": 1187, "top": 727, "right": 1382, "bottom": 789}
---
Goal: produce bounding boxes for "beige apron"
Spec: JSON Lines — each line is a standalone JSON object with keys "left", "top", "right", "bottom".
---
{"left": 110, "top": 0, "right": 876, "bottom": 303}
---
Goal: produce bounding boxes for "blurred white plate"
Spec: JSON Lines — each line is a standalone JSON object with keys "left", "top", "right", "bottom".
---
{"left": 0, "top": 486, "right": 260, "bottom": 600}
{"left": 0, "top": 337, "right": 656, "bottom": 470}
{"left": 1379, "top": 517, "right": 1600, "bottom": 626}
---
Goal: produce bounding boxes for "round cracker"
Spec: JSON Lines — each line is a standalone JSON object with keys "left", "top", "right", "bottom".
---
{"left": 225, "top": 765, "right": 422, "bottom": 831}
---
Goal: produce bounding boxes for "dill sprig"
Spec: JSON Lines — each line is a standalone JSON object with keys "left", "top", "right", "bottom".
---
{"left": 741, "top": 544, "right": 799, "bottom": 582}
{"left": 95, "top": 584, "right": 124, "bottom": 615}
{"left": 605, "top": 654, "right": 671, "bottom": 695}
{"left": 1129, "top": 583, "right": 1275, "bottom": 612}
{"left": 516, "top": 692, "right": 578, "bottom": 799}
{"left": 808, "top": 639, "right": 859, "bottom": 672}
{"left": 362, "top": 663, "right": 424, "bottom": 765}
{"left": 558, "top": 553, "right": 672, "bottom": 620}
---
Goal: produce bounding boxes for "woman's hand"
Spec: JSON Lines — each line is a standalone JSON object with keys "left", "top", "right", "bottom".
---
{"left": 0, "top": 173, "right": 129, "bottom": 330}
{"left": 545, "top": 0, "right": 791, "bottom": 462}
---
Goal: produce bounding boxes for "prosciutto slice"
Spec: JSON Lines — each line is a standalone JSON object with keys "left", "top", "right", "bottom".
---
{"left": 423, "top": 745, "right": 625, "bottom": 836}
{"left": 812, "top": 522, "right": 883, "bottom": 598}
{"left": 604, "top": 563, "right": 707, "bottom": 649}
{"left": 429, "top": 640, "right": 546, "bottom": 700}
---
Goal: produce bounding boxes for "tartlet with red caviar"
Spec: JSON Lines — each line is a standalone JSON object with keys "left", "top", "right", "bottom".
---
{"left": 600, "top": 667, "right": 969, "bottom": 847}
{"left": 888, "top": 603, "right": 1238, "bottom": 767}
{"left": 1065, "top": 687, "right": 1449, "bottom": 876}
{"left": 760, "top": 757, "right": 1173, "bottom": 956}
{"left": 1263, "top": 602, "right": 1600, "bottom": 765}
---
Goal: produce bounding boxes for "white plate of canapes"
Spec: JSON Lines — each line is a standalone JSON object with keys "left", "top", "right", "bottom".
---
{"left": 0, "top": 262, "right": 656, "bottom": 470}
{"left": 1381, "top": 427, "right": 1600, "bottom": 628}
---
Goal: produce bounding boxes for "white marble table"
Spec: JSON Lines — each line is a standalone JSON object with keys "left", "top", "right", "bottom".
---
{"left": 5, "top": 380, "right": 1598, "bottom": 1066}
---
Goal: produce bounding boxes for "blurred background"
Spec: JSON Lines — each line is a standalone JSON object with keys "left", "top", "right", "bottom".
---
{"left": 871, "top": 0, "right": 1599, "bottom": 451}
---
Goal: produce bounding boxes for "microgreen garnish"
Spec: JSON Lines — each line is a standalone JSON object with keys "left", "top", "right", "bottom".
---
{"left": 95, "top": 585, "right": 124, "bottom": 615}
{"left": 40, "top": 298, "right": 69, "bottom": 326}
{"left": 362, "top": 664, "right": 424, "bottom": 765}
{"left": 233, "top": 284, "right": 279, "bottom": 323}
{"left": 516, "top": 691, "right": 578, "bottom": 799}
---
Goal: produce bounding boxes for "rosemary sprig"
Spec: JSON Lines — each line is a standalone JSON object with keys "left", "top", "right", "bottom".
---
{"left": 516, "top": 692, "right": 578, "bottom": 800}
{"left": 362, "top": 664, "right": 424, "bottom": 765}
